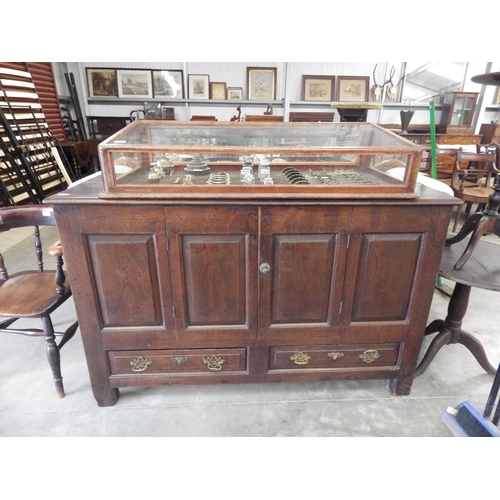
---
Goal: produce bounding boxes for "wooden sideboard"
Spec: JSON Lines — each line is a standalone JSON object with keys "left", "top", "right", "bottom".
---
{"left": 49, "top": 178, "right": 457, "bottom": 406}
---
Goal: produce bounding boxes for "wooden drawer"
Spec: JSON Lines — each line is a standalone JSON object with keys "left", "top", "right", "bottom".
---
{"left": 269, "top": 344, "right": 400, "bottom": 371}
{"left": 438, "top": 134, "right": 482, "bottom": 145}
{"left": 109, "top": 348, "right": 247, "bottom": 375}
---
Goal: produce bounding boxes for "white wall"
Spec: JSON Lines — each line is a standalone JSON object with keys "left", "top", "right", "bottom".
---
{"left": 53, "top": 61, "right": 500, "bottom": 132}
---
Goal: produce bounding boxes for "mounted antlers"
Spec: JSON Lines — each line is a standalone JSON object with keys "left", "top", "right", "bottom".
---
{"left": 370, "top": 64, "right": 405, "bottom": 102}
{"left": 385, "top": 66, "right": 405, "bottom": 102}
{"left": 370, "top": 63, "right": 392, "bottom": 102}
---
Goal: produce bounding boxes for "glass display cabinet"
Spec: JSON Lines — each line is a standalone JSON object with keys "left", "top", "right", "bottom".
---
{"left": 97, "top": 121, "right": 422, "bottom": 199}
{"left": 439, "top": 92, "right": 479, "bottom": 134}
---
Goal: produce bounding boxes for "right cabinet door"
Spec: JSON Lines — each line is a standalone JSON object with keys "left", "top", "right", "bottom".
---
{"left": 258, "top": 206, "right": 351, "bottom": 343}
{"left": 341, "top": 205, "right": 449, "bottom": 344}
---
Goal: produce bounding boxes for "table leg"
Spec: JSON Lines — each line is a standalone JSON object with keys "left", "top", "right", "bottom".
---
{"left": 415, "top": 282, "right": 496, "bottom": 376}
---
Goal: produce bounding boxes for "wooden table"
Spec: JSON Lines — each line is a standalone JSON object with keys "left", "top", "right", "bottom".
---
{"left": 415, "top": 237, "right": 500, "bottom": 376}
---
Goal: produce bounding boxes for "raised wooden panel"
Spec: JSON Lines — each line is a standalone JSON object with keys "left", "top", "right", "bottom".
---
{"left": 182, "top": 234, "right": 248, "bottom": 326}
{"left": 166, "top": 205, "right": 258, "bottom": 342}
{"left": 271, "top": 234, "right": 336, "bottom": 324}
{"left": 259, "top": 206, "right": 350, "bottom": 340}
{"left": 87, "top": 234, "right": 162, "bottom": 328}
{"left": 350, "top": 233, "right": 422, "bottom": 322}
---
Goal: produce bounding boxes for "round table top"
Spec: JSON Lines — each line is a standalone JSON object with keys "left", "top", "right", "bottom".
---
{"left": 471, "top": 72, "right": 500, "bottom": 86}
{"left": 440, "top": 238, "right": 500, "bottom": 291}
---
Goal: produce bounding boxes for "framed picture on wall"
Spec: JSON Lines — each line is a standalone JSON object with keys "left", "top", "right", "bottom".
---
{"left": 86, "top": 68, "right": 118, "bottom": 98}
{"left": 209, "top": 82, "right": 227, "bottom": 100}
{"left": 247, "top": 67, "right": 277, "bottom": 100}
{"left": 227, "top": 87, "right": 243, "bottom": 100}
{"left": 152, "top": 70, "right": 184, "bottom": 99}
{"left": 117, "top": 69, "right": 153, "bottom": 98}
{"left": 301, "top": 75, "right": 335, "bottom": 101}
{"left": 188, "top": 74, "right": 210, "bottom": 99}
{"left": 336, "top": 76, "right": 370, "bottom": 102}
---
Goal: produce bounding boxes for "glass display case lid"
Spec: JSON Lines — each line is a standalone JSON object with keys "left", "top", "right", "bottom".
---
{"left": 104, "top": 120, "right": 420, "bottom": 153}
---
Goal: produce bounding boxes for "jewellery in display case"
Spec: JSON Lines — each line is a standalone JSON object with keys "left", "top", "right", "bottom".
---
{"left": 208, "top": 172, "right": 231, "bottom": 185}
{"left": 147, "top": 164, "right": 163, "bottom": 183}
{"left": 184, "top": 154, "right": 210, "bottom": 176}
{"left": 282, "top": 167, "right": 310, "bottom": 185}
{"left": 183, "top": 175, "right": 194, "bottom": 185}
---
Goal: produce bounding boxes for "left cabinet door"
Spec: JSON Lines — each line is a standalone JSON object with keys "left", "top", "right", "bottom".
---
{"left": 166, "top": 206, "right": 259, "bottom": 345}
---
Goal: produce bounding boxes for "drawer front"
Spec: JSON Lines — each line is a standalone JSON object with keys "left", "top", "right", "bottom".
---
{"left": 269, "top": 344, "right": 400, "bottom": 370}
{"left": 439, "top": 134, "right": 482, "bottom": 145}
{"left": 109, "top": 348, "right": 247, "bottom": 375}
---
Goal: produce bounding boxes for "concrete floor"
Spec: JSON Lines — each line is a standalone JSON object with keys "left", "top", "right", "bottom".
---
{"left": 1, "top": 222, "right": 500, "bottom": 438}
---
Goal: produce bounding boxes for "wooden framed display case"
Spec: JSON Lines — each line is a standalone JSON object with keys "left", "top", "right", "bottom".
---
{"left": 96, "top": 121, "right": 422, "bottom": 200}
{"left": 47, "top": 121, "right": 459, "bottom": 407}
{"left": 439, "top": 92, "right": 479, "bottom": 134}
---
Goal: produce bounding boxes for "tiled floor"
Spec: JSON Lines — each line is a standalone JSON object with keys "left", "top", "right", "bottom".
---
{"left": 1, "top": 223, "right": 500, "bottom": 438}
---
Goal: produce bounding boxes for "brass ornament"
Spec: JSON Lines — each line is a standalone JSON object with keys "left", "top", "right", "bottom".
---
{"left": 171, "top": 357, "right": 188, "bottom": 365}
{"left": 203, "top": 355, "right": 225, "bottom": 371}
{"left": 328, "top": 352, "right": 344, "bottom": 361}
{"left": 130, "top": 357, "right": 152, "bottom": 372}
{"left": 359, "top": 350, "right": 380, "bottom": 364}
{"left": 290, "top": 352, "right": 311, "bottom": 365}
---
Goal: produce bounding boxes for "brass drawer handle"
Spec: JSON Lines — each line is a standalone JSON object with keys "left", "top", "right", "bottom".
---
{"left": 359, "top": 350, "right": 380, "bottom": 364}
{"left": 328, "top": 352, "right": 344, "bottom": 361}
{"left": 203, "top": 355, "right": 225, "bottom": 371}
{"left": 130, "top": 357, "right": 152, "bottom": 372}
{"left": 172, "top": 357, "right": 188, "bottom": 365}
{"left": 290, "top": 352, "right": 311, "bottom": 365}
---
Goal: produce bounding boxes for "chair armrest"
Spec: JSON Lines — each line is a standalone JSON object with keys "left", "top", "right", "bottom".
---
{"left": 48, "top": 241, "right": 66, "bottom": 295}
{"left": 49, "top": 241, "right": 63, "bottom": 258}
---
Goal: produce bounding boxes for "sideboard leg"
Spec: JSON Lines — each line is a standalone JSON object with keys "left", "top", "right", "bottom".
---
{"left": 389, "top": 375, "right": 413, "bottom": 396}
{"left": 93, "top": 386, "right": 120, "bottom": 407}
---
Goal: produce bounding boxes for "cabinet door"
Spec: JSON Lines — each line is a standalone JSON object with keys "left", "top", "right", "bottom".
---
{"left": 259, "top": 206, "right": 350, "bottom": 343}
{"left": 342, "top": 205, "right": 450, "bottom": 343}
{"left": 166, "top": 206, "right": 258, "bottom": 344}
{"left": 54, "top": 205, "right": 174, "bottom": 351}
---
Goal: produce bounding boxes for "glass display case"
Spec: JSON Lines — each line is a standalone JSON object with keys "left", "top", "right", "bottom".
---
{"left": 97, "top": 121, "right": 422, "bottom": 199}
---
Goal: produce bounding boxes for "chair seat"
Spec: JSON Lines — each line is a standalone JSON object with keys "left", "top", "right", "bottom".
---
{"left": 461, "top": 186, "right": 493, "bottom": 201}
{"left": 0, "top": 272, "right": 70, "bottom": 317}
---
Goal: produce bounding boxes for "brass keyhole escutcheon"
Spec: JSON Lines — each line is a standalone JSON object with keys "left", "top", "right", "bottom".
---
{"left": 260, "top": 263, "right": 271, "bottom": 274}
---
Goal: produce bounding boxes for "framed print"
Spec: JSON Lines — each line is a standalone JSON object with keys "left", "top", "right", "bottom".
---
{"left": 336, "top": 76, "right": 370, "bottom": 102}
{"left": 210, "top": 82, "right": 227, "bottom": 100}
{"left": 152, "top": 70, "right": 184, "bottom": 99}
{"left": 247, "top": 66, "right": 277, "bottom": 101}
{"left": 188, "top": 74, "right": 210, "bottom": 99}
{"left": 86, "top": 68, "right": 118, "bottom": 97}
{"left": 117, "top": 69, "right": 152, "bottom": 98}
{"left": 227, "top": 87, "right": 243, "bottom": 100}
{"left": 301, "top": 75, "right": 335, "bottom": 101}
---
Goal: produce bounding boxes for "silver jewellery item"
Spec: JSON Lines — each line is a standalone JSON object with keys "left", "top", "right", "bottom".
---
{"left": 183, "top": 174, "right": 194, "bottom": 185}
{"left": 208, "top": 172, "right": 231, "bottom": 185}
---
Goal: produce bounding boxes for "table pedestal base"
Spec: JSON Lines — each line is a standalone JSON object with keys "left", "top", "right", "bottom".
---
{"left": 415, "top": 282, "right": 497, "bottom": 377}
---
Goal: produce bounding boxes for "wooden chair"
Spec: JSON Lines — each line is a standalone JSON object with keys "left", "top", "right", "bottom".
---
{"left": 0, "top": 205, "right": 78, "bottom": 398}
{"left": 450, "top": 148, "right": 499, "bottom": 232}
